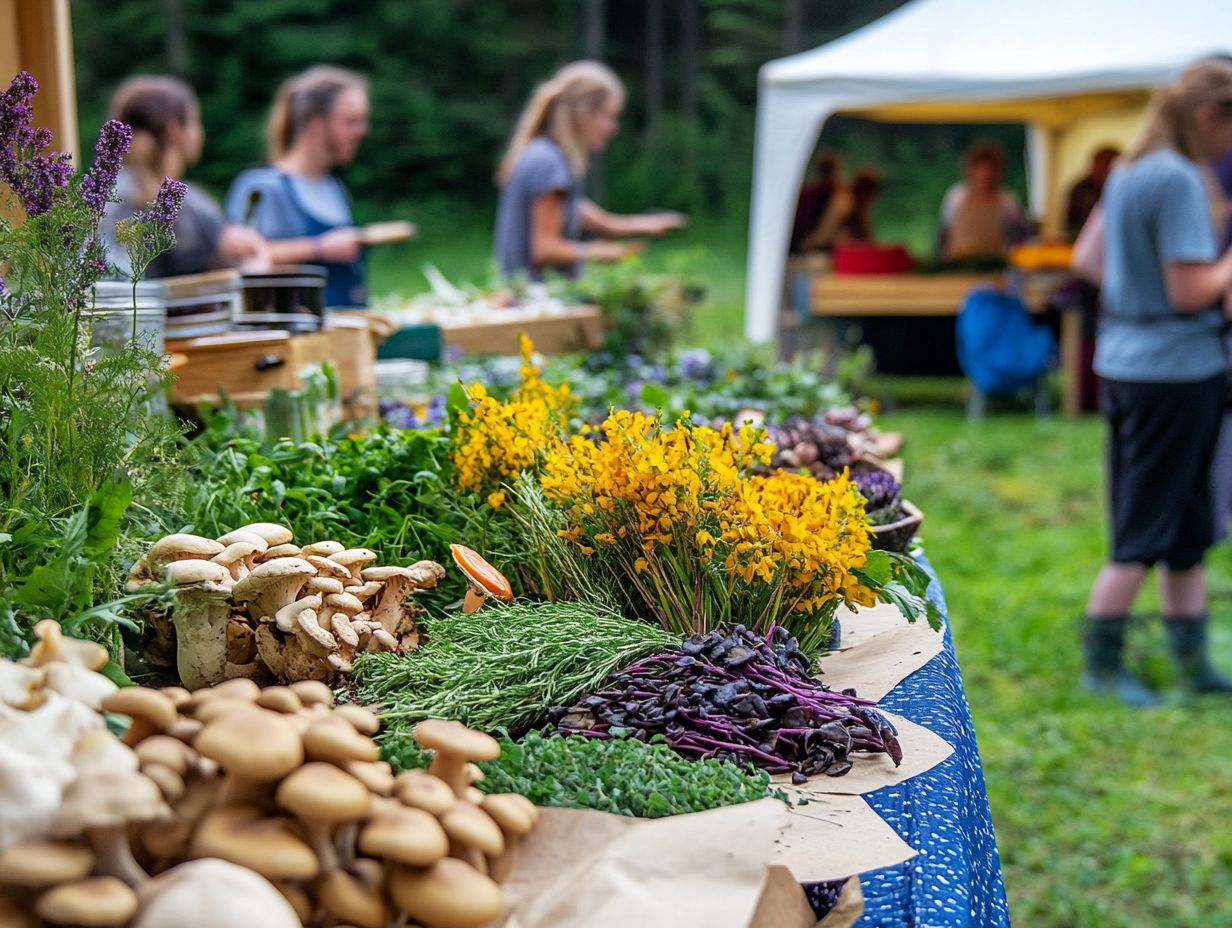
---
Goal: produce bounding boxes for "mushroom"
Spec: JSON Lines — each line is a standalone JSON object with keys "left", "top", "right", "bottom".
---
{"left": 101, "top": 688, "right": 179, "bottom": 747}
{"left": 394, "top": 769, "right": 456, "bottom": 816}
{"left": 134, "top": 736, "right": 194, "bottom": 777}
{"left": 0, "top": 891, "right": 35, "bottom": 928}
{"left": 301, "top": 540, "right": 345, "bottom": 558}
{"left": 344, "top": 761, "right": 394, "bottom": 797}
{"left": 233, "top": 523, "right": 294, "bottom": 547}
{"left": 0, "top": 661, "right": 46, "bottom": 710}
{"left": 481, "top": 794, "right": 538, "bottom": 882}
{"left": 163, "top": 561, "right": 233, "bottom": 690}
{"left": 192, "top": 706, "right": 304, "bottom": 804}
{"left": 358, "top": 804, "right": 448, "bottom": 866}
{"left": 412, "top": 720, "right": 501, "bottom": 797}
{"left": 146, "top": 534, "right": 226, "bottom": 567}
{"left": 42, "top": 662, "right": 119, "bottom": 711}
{"left": 307, "top": 555, "right": 353, "bottom": 582}
{"left": 275, "top": 763, "right": 371, "bottom": 871}
{"left": 55, "top": 767, "right": 169, "bottom": 886}
{"left": 302, "top": 717, "right": 379, "bottom": 765}
{"left": 273, "top": 593, "right": 324, "bottom": 633}
{"left": 141, "top": 764, "right": 186, "bottom": 802}
{"left": 289, "top": 680, "right": 334, "bottom": 708}
{"left": 255, "top": 686, "right": 303, "bottom": 714}
{"left": 188, "top": 677, "right": 262, "bottom": 706}
{"left": 330, "top": 548, "right": 378, "bottom": 574}
{"left": 210, "top": 541, "right": 264, "bottom": 582}
{"left": 386, "top": 858, "right": 504, "bottom": 928}
{"left": 440, "top": 801, "right": 505, "bottom": 861}
{"left": 333, "top": 704, "right": 380, "bottom": 736}
{"left": 215, "top": 529, "right": 271, "bottom": 552}
{"left": 23, "top": 621, "right": 108, "bottom": 671}
{"left": 344, "top": 581, "right": 384, "bottom": 603}
{"left": 449, "top": 545, "right": 513, "bottom": 613}
{"left": 189, "top": 806, "right": 319, "bottom": 881}
{"left": 35, "top": 875, "right": 139, "bottom": 927}
{"left": 258, "top": 543, "right": 304, "bottom": 562}
{"left": 307, "top": 576, "right": 345, "bottom": 596}
{"left": 231, "top": 558, "right": 317, "bottom": 621}
{"left": 131, "top": 859, "right": 301, "bottom": 928}
{"left": 316, "top": 867, "right": 390, "bottom": 928}
{"left": 0, "top": 839, "right": 95, "bottom": 888}
{"left": 69, "top": 729, "right": 139, "bottom": 772}
{"left": 0, "top": 745, "right": 70, "bottom": 853}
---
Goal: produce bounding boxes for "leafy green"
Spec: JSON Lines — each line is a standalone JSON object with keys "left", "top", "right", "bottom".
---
{"left": 353, "top": 601, "right": 678, "bottom": 737}
{"left": 855, "top": 549, "right": 943, "bottom": 631}
{"left": 382, "top": 730, "right": 785, "bottom": 819}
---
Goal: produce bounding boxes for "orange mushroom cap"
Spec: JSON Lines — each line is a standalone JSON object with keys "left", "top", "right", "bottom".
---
{"left": 448, "top": 545, "right": 514, "bottom": 602}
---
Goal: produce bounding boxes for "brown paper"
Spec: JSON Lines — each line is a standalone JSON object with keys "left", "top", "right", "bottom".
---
{"left": 772, "top": 712, "right": 953, "bottom": 796}
{"left": 833, "top": 600, "right": 920, "bottom": 651}
{"left": 500, "top": 799, "right": 796, "bottom": 928}
{"left": 770, "top": 791, "right": 916, "bottom": 881}
{"left": 748, "top": 866, "right": 819, "bottom": 928}
{"left": 819, "top": 619, "right": 944, "bottom": 702}
{"left": 817, "top": 877, "right": 865, "bottom": 928}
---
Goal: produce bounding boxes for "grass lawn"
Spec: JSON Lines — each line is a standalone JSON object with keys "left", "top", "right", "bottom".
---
{"left": 368, "top": 216, "right": 1232, "bottom": 925}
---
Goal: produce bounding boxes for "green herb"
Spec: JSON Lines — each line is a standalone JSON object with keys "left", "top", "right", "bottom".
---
{"left": 354, "top": 602, "right": 677, "bottom": 736}
{"left": 382, "top": 730, "right": 785, "bottom": 819}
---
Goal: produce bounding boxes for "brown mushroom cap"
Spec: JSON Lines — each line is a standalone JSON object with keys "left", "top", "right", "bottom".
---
{"left": 193, "top": 707, "right": 304, "bottom": 781}
{"left": 333, "top": 704, "right": 380, "bottom": 736}
{"left": 147, "top": 534, "right": 225, "bottom": 565}
{"left": 317, "top": 869, "right": 391, "bottom": 928}
{"left": 134, "top": 735, "right": 193, "bottom": 776}
{"left": 190, "top": 806, "right": 319, "bottom": 881}
{"left": 448, "top": 545, "right": 514, "bottom": 601}
{"left": 482, "top": 794, "right": 537, "bottom": 836}
{"left": 301, "top": 540, "right": 345, "bottom": 558}
{"left": 440, "top": 802, "right": 505, "bottom": 857}
{"left": 190, "top": 677, "right": 262, "bottom": 705}
{"left": 255, "top": 686, "right": 304, "bottom": 714}
{"left": 289, "top": 679, "right": 335, "bottom": 707}
{"left": 345, "top": 760, "right": 395, "bottom": 796}
{"left": 394, "top": 769, "right": 457, "bottom": 816}
{"left": 158, "top": 686, "right": 192, "bottom": 706}
{"left": 141, "top": 763, "right": 186, "bottom": 802}
{"left": 386, "top": 858, "right": 504, "bottom": 928}
{"left": 0, "top": 840, "right": 95, "bottom": 887}
{"left": 35, "top": 876, "right": 138, "bottom": 927}
{"left": 358, "top": 805, "right": 448, "bottom": 866}
{"left": 276, "top": 763, "right": 371, "bottom": 823}
{"left": 101, "top": 688, "right": 179, "bottom": 734}
{"left": 234, "top": 523, "right": 294, "bottom": 546}
{"left": 192, "top": 697, "right": 260, "bottom": 724}
{"left": 24, "top": 620, "right": 108, "bottom": 670}
{"left": 302, "top": 717, "right": 379, "bottom": 765}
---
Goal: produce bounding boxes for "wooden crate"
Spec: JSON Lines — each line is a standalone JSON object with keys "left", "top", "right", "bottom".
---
{"left": 439, "top": 306, "right": 604, "bottom": 355}
{"left": 166, "top": 331, "right": 297, "bottom": 409}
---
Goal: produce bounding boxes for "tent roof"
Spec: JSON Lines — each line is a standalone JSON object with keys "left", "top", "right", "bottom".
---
{"left": 744, "top": 0, "right": 1232, "bottom": 343}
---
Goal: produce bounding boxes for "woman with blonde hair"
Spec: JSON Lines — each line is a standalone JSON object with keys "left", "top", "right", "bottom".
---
{"left": 494, "top": 60, "right": 685, "bottom": 280}
{"left": 1073, "top": 58, "right": 1232, "bottom": 705}
{"left": 101, "top": 75, "right": 267, "bottom": 278}
{"left": 225, "top": 65, "right": 370, "bottom": 306}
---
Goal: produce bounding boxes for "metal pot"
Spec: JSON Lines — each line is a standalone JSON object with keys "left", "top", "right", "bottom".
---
{"left": 237, "top": 265, "right": 327, "bottom": 333}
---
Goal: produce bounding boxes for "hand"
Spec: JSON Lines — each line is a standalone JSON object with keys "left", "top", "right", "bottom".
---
{"left": 317, "top": 227, "right": 363, "bottom": 264}
{"left": 640, "top": 211, "right": 687, "bottom": 236}
{"left": 217, "top": 225, "right": 267, "bottom": 265}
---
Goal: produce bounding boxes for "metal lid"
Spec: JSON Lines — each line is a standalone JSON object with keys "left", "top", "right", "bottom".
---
{"left": 91, "top": 280, "right": 166, "bottom": 310}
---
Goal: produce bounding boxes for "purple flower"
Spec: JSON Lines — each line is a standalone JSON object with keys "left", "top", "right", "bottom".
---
{"left": 0, "top": 71, "right": 73, "bottom": 216}
{"left": 140, "top": 177, "right": 187, "bottom": 228}
{"left": 81, "top": 120, "right": 132, "bottom": 213}
{"left": 855, "top": 469, "right": 901, "bottom": 515}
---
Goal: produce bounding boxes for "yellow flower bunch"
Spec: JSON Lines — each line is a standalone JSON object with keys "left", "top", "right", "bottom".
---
{"left": 450, "top": 335, "right": 572, "bottom": 506}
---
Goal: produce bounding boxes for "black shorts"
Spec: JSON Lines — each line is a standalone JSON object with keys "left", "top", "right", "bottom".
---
{"left": 1103, "top": 374, "right": 1226, "bottom": 570}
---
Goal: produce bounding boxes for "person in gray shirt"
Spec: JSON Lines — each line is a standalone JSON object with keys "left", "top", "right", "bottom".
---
{"left": 1073, "top": 59, "right": 1232, "bottom": 706}
{"left": 494, "top": 61, "right": 686, "bottom": 281}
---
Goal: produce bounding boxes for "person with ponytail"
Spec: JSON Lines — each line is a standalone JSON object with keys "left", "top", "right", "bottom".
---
{"left": 1072, "top": 59, "right": 1232, "bottom": 706}
{"left": 494, "top": 61, "right": 685, "bottom": 280}
{"left": 101, "top": 76, "right": 267, "bottom": 278}
{"left": 224, "top": 66, "right": 370, "bottom": 307}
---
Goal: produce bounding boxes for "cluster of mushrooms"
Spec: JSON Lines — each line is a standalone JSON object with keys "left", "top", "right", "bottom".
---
{"left": 129, "top": 523, "right": 446, "bottom": 689}
{"left": 2, "top": 625, "right": 539, "bottom": 928}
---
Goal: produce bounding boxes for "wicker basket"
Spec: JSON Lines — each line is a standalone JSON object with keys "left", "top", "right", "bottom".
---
{"left": 870, "top": 499, "right": 923, "bottom": 553}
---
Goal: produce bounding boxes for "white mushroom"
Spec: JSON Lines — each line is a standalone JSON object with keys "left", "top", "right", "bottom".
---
{"left": 273, "top": 594, "right": 325, "bottom": 633}
{"left": 234, "top": 523, "right": 294, "bottom": 547}
{"left": 165, "top": 561, "right": 234, "bottom": 691}
{"left": 132, "top": 859, "right": 302, "bottom": 928}
{"left": 231, "top": 558, "right": 317, "bottom": 621}
{"left": 301, "top": 541, "right": 344, "bottom": 558}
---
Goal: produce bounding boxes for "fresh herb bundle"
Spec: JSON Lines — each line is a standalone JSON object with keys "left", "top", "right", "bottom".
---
{"left": 354, "top": 602, "right": 678, "bottom": 736}
{"left": 382, "top": 730, "right": 783, "bottom": 819}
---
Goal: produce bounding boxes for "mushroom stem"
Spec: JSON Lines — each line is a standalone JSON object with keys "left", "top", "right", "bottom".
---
{"left": 334, "top": 821, "right": 360, "bottom": 870}
{"left": 88, "top": 825, "right": 149, "bottom": 888}
{"left": 305, "top": 822, "right": 339, "bottom": 874}
{"left": 171, "top": 587, "right": 233, "bottom": 690}
{"left": 426, "top": 755, "right": 469, "bottom": 798}
{"left": 462, "top": 587, "right": 487, "bottom": 614}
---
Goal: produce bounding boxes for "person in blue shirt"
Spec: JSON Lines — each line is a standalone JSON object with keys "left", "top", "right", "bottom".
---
{"left": 494, "top": 61, "right": 685, "bottom": 281}
{"left": 225, "top": 66, "right": 370, "bottom": 307}
{"left": 1073, "top": 59, "right": 1232, "bottom": 705}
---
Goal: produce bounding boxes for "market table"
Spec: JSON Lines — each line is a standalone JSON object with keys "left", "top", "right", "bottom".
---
{"left": 376, "top": 304, "right": 604, "bottom": 359}
{"left": 848, "top": 561, "right": 1011, "bottom": 928}
{"left": 792, "top": 262, "right": 1083, "bottom": 418}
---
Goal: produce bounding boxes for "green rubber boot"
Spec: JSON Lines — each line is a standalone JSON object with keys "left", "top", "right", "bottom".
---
{"left": 1081, "top": 616, "right": 1162, "bottom": 708}
{"left": 1164, "top": 616, "right": 1232, "bottom": 694}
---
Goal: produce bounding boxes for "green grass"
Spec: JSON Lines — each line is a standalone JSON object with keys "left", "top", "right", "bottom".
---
{"left": 879, "top": 410, "right": 1232, "bottom": 927}
{"left": 367, "top": 214, "right": 1232, "bottom": 924}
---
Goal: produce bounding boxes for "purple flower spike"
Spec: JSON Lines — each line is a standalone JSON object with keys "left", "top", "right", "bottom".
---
{"left": 147, "top": 177, "right": 187, "bottom": 227}
{"left": 0, "top": 71, "right": 73, "bottom": 215}
{"left": 81, "top": 119, "right": 133, "bottom": 213}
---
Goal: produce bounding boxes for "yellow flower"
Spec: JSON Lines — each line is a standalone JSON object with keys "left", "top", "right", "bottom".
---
{"left": 487, "top": 490, "right": 507, "bottom": 509}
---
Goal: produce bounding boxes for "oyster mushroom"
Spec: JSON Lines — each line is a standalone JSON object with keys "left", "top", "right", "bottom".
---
{"left": 232, "top": 558, "right": 317, "bottom": 621}
{"left": 210, "top": 541, "right": 264, "bottom": 582}
{"left": 147, "top": 534, "right": 226, "bottom": 568}
{"left": 329, "top": 548, "right": 378, "bottom": 575}
{"left": 23, "top": 621, "right": 108, "bottom": 671}
{"left": 233, "top": 523, "right": 294, "bottom": 547}
{"left": 306, "top": 556, "right": 353, "bottom": 582}
{"left": 449, "top": 545, "right": 513, "bottom": 613}
{"left": 258, "top": 543, "right": 304, "bottom": 562}
{"left": 307, "top": 576, "right": 345, "bottom": 596}
{"left": 301, "top": 540, "right": 345, "bottom": 558}
{"left": 273, "top": 594, "right": 324, "bottom": 633}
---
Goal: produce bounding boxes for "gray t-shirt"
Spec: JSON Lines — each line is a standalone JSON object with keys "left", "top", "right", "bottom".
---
{"left": 1095, "top": 148, "right": 1225, "bottom": 383}
{"left": 493, "top": 136, "right": 582, "bottom": 280}
{"left": 101, "top": 168, "right": 225, "bottom": 279}
{"left": 224, "top": 167, "right": 353, "bottom": 237}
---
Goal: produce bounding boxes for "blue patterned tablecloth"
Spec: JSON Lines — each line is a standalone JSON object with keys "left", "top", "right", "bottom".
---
{"left": 855, "top": 563, "right": 1011, "bottom": 928}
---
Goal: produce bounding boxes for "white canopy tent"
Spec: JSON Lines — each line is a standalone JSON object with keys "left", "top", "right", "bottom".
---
{"left": 745, "top": 0, "right": 1232, "bottom": 342}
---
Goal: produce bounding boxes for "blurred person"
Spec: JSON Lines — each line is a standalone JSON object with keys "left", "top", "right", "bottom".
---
{"left": 494, "top": 60, "right": 686, "bottom": 281}
{"left": 801, "top": 167, "right": 883, "bottom": 252}
{"left": 101, "top": 75, "right": 267, "bottom": 278}
{"left": 790, "top": 152, "right": 841, "bottom": 253}
{"left": 225, "top": 66, "right": 370, "bottom": 307}
{"left": 1065, "top": 145, "right": 1120, "bottom": 239}
{"left": 1072, "top": 59, "right": 1232, "bottom": 705}
{"left": 938, "top": 141, "right": 1028, "bottom": 260}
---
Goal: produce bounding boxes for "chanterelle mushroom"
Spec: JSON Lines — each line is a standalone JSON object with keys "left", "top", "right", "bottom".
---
{"left": 449, "top": 545, "right": 513, "bottom": 613}
{"left": 232, "top": 558, "right": 317, "bottom": 621}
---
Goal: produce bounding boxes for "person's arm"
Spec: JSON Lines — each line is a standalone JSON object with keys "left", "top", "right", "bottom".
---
{"left": 1070, "top": 205, "right": 1103, "bottom": 286}
{"left": 262, "top": 229, "right": 363, "bottom": 266}
{"left": 225, "top": 175, "right": 362, "bottom": 265}
{"left": 800, "top": 188, "right": 852, "bottom": 251}
{"left": 579, "top": 199, "right": 686, "bottom": 238}
{"left": 1164, "top": 250, "right": 1232, "bottom": 314}
{"left": 530, "top": 193, "right": 633, "bottom": 267}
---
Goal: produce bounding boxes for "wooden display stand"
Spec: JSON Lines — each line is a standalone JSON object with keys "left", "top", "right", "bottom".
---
{"left": 438, "top": 305, "right": 604, "bottom": 356}
{"left": 166, "top": 317, "right": 377, "bottom": 418}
